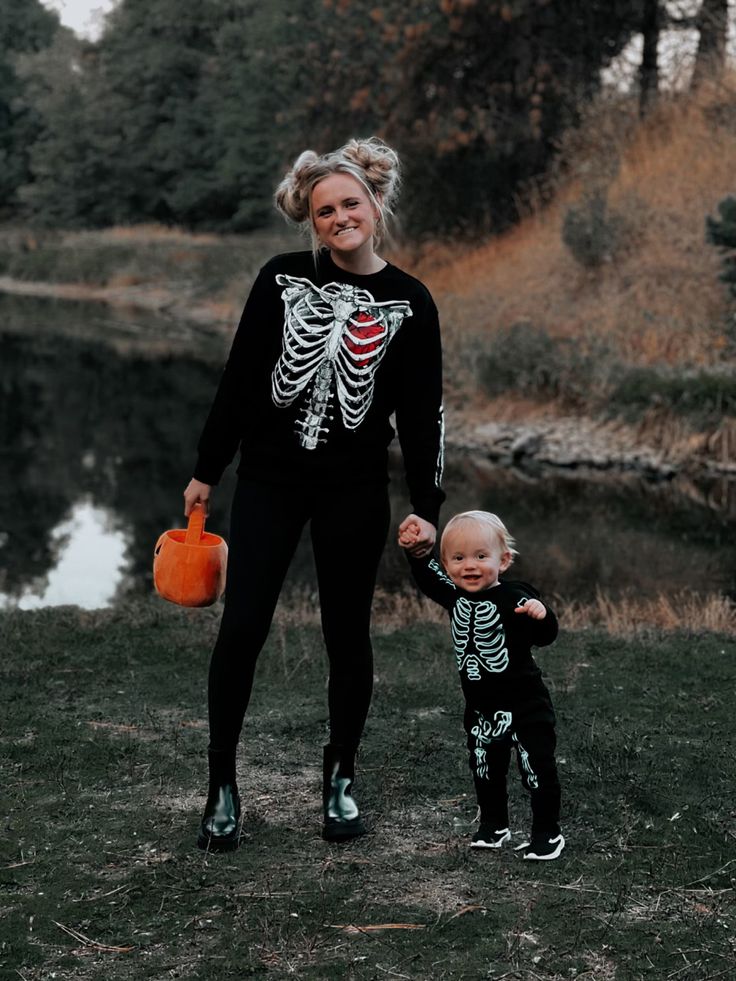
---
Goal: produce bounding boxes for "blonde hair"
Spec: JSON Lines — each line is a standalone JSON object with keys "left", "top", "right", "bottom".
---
{"left": 274, "top": 137, "right": 400, "bottom": 253}
{"left": 440, "top": 511, "right": 519, "bottom": 563}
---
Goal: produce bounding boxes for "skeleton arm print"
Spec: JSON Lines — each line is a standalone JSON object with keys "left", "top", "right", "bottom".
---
{"left": 407, "top": 554, "right": 457, "bottom": 609}
{"left": 394, "top": 289, "right": 445, "bottom": 526}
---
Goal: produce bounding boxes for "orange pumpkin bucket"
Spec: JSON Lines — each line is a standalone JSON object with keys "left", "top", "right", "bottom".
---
{"left": 153, "top": 504, "right": 228, "bottom": 607}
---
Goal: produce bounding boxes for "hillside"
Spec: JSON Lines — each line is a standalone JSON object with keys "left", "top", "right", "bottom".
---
{"left": 418, "top": 80, "right": 736, "bottom": 472}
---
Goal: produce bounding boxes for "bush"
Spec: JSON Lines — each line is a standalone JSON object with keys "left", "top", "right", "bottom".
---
{"left": 481, "top": 321, "right": 614, "bottom": 406}
{"left": 562, "top": 187, "right": 624, "bottom": 268}
{"left": 706, "top": 194, "right": 736, "bottom": 299}
{"left": 611, "top": 366, "right": 736, "bottom": 422}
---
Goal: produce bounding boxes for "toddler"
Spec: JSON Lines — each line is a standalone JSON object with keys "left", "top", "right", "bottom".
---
{"left": 399, "top": 510, "right": 564, "bottom": 860}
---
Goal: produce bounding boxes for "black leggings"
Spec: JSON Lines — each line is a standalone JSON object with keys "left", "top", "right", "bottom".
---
{"left": 208, "top": 478, "right": 391, "bottom": 753}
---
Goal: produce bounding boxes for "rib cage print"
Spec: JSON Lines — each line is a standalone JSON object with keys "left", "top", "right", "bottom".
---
{"left": 451, "top": 597, "right": 509, "bottom": 680}
{"left": 271, "top": 274, "right": 412, "bottom": 449}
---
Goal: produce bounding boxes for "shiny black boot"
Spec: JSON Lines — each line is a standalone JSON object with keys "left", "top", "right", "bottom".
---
{"left": 197, "top": 749, "right": 241, "bottom": 852}
{"left": 322, "top": 744, "right": 366, "bottom": 842}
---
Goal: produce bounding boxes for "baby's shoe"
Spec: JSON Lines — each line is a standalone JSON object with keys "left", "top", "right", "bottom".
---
{"left": 471, "top": 825, "right": 511, "bottom": 849}
{"left": 515, "top": 832, "right": 565, "bottom": 860}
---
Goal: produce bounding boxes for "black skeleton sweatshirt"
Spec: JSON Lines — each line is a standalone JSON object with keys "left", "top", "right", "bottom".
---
{"left": 194, "top": 250, "right": 445, "bottom": 526}
{"left": 408, "top": 555, "right": 559, "bottom": 722}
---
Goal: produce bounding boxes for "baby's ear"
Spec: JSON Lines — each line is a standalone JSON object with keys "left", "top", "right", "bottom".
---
{"left": 499, "top": 550, "right": 513, "bottom": 572}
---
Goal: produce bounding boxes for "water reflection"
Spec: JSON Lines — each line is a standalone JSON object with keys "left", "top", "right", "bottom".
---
{"left": 2, "top": 293, "right": 735, "bottom": 609}
{"left": 0, "top": 501, "right": 128, "bottom": 610}
{"left": 386, "top": 458, "right": 736, "bottom": 605}
{"left": 0, "top": 294, "right": 236, "bottom": 605}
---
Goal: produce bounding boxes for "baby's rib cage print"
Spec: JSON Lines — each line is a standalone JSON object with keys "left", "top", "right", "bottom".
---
{"left": 451, "top": 597, "right": 509, "bottom": 680}
{"left": 271, "top": 274, "right": 412, "bottom": 449}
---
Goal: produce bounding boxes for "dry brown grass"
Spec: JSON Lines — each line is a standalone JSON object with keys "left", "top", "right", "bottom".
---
{"left": 560, "top": 589, "right": 736, "bottom": 636}
{"left": 77, "top": 224, "right": 223, "bottom": 245}
{"left": 275, "top": 585, "right": 736, "bottom": 637}
{"left": 423, "top": 76, "right": 736, "bottom": 373}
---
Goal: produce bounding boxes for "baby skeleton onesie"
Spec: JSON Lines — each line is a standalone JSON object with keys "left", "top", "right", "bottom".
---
{"left": 408, "top": 556, "right": 561, "bottom": 835}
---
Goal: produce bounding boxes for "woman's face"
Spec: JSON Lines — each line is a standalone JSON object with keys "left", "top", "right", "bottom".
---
{"left": 311, "top": 173, "right": 380, "bottom": 258}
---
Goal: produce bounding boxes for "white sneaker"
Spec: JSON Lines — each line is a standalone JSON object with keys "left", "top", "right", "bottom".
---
{"left": 471, "top": 825, "right": 511, "bottom": 849}
{"left": 521, "top": 833, "right": 566, "bottom": 860}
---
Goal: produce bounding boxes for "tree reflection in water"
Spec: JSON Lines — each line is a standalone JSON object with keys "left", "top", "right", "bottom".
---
{"left": 1, "top": 294, "right": 735, "bottom": 609}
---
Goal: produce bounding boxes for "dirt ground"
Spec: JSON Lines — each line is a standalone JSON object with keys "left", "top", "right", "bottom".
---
{"left": 2, "top": 602, "right": 734, "bottom": 979}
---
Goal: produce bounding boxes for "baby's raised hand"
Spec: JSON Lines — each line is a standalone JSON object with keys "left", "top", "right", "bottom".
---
{"left": 514, "top": 598, "right": 547, "bottom": 620}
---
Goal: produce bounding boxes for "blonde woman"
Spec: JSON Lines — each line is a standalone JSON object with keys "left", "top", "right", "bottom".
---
{"left": 184, "top": 138, "right": 445, "bottom": 850}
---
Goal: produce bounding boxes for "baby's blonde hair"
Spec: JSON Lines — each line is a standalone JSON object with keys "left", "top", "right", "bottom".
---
{"left": 440, "top": 510, "right": 519, "bottom": 563}
{"left": 274, "top": 137, "right": 400, "bottom": 254}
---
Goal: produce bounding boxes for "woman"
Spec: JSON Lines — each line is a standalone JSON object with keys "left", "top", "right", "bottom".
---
{"left": 185, "top": 137, "right": 444, "bottom": 851}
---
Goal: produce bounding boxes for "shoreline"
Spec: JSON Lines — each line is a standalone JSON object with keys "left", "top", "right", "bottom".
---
{"left": 0, "top": 273, "right": 233, "bottom": 326}
{"left": 445, "top": 413, "right": 736, "bottom": 481}
{"left": 3, "top": 274, "right": 735, "bottom": 480}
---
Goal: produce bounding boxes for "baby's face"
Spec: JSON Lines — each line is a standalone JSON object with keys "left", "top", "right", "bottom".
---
{"left": 441, "top": 527, "right": 512, "bottom": 593}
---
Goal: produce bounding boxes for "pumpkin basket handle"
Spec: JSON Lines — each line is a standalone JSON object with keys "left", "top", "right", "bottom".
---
{"left": 185, "top": 503, "right": 206, "bottom": 545}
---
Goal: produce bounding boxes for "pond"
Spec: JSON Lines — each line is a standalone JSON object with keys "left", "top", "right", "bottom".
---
{"left": 2, "top": 294, "right": 735, "bottom": 610}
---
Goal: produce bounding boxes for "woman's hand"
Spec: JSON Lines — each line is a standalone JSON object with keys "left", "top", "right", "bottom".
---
{"left": 398, "top": 513, "right": 436, "bottom": 558}
{"left": 184, "top": 478, "right": 212, "bottom": 517}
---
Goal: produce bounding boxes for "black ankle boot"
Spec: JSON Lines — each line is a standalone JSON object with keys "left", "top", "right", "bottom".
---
{"left": 323, "top": 744, "right": 366, "bottom": 841}
{"left": 197, "top": 749, "right": 241, "bottom": 852}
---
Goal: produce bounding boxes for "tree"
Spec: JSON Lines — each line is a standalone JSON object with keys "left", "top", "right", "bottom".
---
{"left": 21, "top": 0, "right": 321, "bottom": 230}
{"left": 203, "top": 0, "right": 320, "bottom": 230}
{"left": 88, "top": 0, "right": 223, "bottom": 225}
{"left": 0, "top": 0, "right": 59, "bottom": 216}
{"left": 367, "top": 1, "right": 644, "bottom": 236}
{"left": 15, "top": 31, "right": 102, "bottom": 225}
{"left": 691, "top": 0, "right": 730, "bottom": 87}
{"left": 17, "top": 0, "right": 651, "bottom": 236}
{"left": 639, "top": 0, "right": 662, "bottom": 115}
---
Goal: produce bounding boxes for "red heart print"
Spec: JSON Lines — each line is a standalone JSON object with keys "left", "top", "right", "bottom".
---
{"left": 344, "top": 312, "right": 385, "bottom": 367}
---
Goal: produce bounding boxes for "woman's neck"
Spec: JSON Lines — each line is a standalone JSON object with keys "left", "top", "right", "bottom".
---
{"left": 329, "top": 244, "right": 386, "bottom": 276}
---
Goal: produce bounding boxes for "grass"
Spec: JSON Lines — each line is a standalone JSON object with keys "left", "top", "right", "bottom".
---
{"left": 1, "top": 601, "right": 734, "bottom": 979}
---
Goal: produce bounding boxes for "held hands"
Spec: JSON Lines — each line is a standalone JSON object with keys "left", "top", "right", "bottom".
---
{"left": 514, "top": 597, "right": 547, "bottom": 620}
{"left": 398, "top": 519, "right": 421, "bottom": 546}
{"left": 183, "top": 478, "right": 212, "bottom": 517}
{"left": 398, "top": 513, "right": 436, "bottom": 558}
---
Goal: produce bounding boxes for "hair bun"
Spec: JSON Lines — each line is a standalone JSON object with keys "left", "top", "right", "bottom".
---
{"left": 340, "top": 138, "right": 400, "bottom": 209}
{"left": 274, "top": 150, "right": 320, "bottom": 224}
